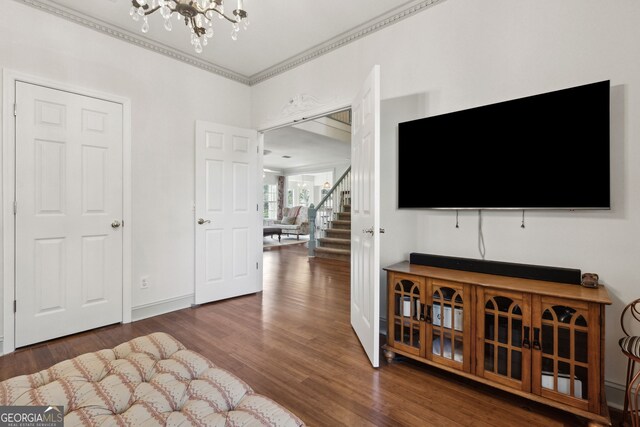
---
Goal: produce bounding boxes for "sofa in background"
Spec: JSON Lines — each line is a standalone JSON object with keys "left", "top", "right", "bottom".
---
{"left": 267, "top": 206, "right": 309, "bottom": 239}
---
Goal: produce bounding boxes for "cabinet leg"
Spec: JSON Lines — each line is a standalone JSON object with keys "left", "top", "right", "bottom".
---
{"left": 383, "top": 349, "right": 396, "bottom": 364}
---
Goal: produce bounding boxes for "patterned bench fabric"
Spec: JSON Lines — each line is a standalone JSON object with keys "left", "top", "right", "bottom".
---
{"left": 0, "top": 333, "right": 304, "bottom": 426}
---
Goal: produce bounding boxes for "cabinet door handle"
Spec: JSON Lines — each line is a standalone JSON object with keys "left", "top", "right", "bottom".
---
{"left": 533, "top": 327, "right": 542, "bottom": 351}
{"left": 522, "top": 326, "right": 531, "bottom": 349}
{"left": 416, "top": 300, "right": 423, "bottom": 321}
{"left": 425, "top": 304, "right": 432, "bottom": 324}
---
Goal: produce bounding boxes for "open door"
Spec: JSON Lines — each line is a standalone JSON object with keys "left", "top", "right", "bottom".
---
{"left": 351, "top": 66, "right": 381, "bottom": 367}
{"left": 195, "top": 121, "right": 261, "bottom": 304}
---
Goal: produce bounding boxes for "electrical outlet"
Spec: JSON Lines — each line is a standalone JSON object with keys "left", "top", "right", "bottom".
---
{"left": 141, "top": 276, "right": 149, "bottom": 289}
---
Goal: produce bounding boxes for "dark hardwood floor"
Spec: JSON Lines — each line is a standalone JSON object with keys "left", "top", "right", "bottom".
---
{"left": 0, "top": 245, "right": 619, "bottom": 426}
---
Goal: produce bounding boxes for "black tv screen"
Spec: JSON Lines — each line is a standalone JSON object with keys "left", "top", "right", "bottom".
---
{"left": 398, "top": 80, "right": 610, "bottom": 209}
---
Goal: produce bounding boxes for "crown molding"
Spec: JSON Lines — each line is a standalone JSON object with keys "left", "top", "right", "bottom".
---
{"left": 248, "top": 0, "right": 444, "bottom": 85}
{"left": 13, "top": 0, "right": 251, "bottom": 85}
{"left": 14, "top": 0, "right": 443, "bottom": 87}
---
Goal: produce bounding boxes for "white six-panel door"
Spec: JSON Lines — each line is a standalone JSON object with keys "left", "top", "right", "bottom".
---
{"left": 15, "top": 82, "right": 123, "bottom": 347}
{"left": 351, "top": 66, "right": 381, "bottom": 367}
{"left": 195, "top": 121, "right": 260, "bottom": 304}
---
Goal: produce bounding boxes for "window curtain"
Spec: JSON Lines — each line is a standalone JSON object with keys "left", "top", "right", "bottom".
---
{"left": 277, "top": 176, "right": 285, "bottom": 220}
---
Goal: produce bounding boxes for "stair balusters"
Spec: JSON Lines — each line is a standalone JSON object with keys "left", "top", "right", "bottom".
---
{"left": 308, "top": 167, "right": 351, "bottom": 258}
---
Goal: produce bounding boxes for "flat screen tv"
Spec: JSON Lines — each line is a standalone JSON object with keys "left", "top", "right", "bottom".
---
{"left": 398, "top": 80, "right": 610, "bottom": 209}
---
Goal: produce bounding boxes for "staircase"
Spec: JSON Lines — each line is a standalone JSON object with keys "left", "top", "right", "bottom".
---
{"left": 308, "top": 167, "right": 351, "bottom": 261}
{"left": 315, "top": 204, "right": 351, "bottom": 261}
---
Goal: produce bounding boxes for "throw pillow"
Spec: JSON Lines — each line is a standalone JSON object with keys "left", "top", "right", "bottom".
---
{"left": 282, "top": 216, "right": 296, "bottom": 225}
{"left": 288, "top": 206, "right": 301, "bottom": 218}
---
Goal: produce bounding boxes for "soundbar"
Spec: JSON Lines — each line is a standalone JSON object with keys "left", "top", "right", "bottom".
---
{"left": 409, "top": 253, "right": 581, "bottom": 285}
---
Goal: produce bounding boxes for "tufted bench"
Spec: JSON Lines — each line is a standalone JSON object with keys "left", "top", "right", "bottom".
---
{"left": 0, "top": 332, "right": 304, "bottom": 426}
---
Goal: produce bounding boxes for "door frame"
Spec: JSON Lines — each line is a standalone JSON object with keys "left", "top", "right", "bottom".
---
{"left": 257, "top": 103, "right": 352, "bottom": 310}
{"left": 1, "top": 69, "right": 133, "bottom": 354}
{"left": 257, "top": 102, "right": 352, "bottom": 284}
{"left": 193, "top": 121, "right": 262, "bottom": 304}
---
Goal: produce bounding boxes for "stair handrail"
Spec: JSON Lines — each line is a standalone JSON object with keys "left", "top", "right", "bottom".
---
{"left": 316, "top": 166, "right": 351, "bottom": 209}
{"left": 308, "top": 166, "right": 351, "bottom": 257}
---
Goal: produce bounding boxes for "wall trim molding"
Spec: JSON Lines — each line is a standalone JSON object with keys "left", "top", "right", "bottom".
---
{"left": 12, "top": 0, "right": 250, "bottom": 85}
{"left": 265, "top": 93, "right": 342, "bottom": 129}
{"left": 132, "top": 294, "right": 194, "bottom": 322}
{"left": 249, "top": 0, "right": 443, "bottom": 85}
{"left": 280, "top": 161, "right": 350, "bottom": 177}
{"left": 13, "top": 0, "right": 444, "bottom": 86}
{"left": 605, "top": 380, "right": 626, "bottom": 410}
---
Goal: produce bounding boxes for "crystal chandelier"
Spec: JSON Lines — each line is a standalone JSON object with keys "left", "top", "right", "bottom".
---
{"left": 129, "top": 0, "right": 249, "bottom": 53}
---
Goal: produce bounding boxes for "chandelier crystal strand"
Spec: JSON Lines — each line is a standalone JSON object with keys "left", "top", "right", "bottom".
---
{"left": 130, "top": 0, "right": 248, "bottom": 53}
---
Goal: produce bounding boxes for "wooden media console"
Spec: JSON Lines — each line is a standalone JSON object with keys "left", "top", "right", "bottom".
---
{"left": 383, "top": 261, "right": 612, "bottom": 425}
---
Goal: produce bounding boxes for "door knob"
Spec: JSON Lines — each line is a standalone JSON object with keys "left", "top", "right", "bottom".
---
{"left": 380, "top": 228, "right": 386, "bottom": 233}
{"left": 362, "top": 227, "right": 374, "bottom": 235}
{"left": 111, "top": 220, "right": 121, "bottom": 228}
{"left": 197, "top": 218, "right": 211, "bottom": 225}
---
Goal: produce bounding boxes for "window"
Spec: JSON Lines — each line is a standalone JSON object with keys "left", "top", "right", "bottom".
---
{"left": 263, "top": 184, "right": 277, "bottom": 219}
{"left": 287, "top": 189, "right": 293, "bottom": 207}
{"left": 285, "top": 171, "right": 333, "bottom": 208}
{"left": 299, "top": 188, "right": 310, "bottom": 206}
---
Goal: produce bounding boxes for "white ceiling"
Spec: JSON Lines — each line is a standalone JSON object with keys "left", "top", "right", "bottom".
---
{"left": 263, "top": 120, "right": 350, "bottom": 172}
{"left": 24, "top": 0, "right": 434, "bottom": 170}
{"left": 29, "top": 0, "right": 438, "bottom": 84}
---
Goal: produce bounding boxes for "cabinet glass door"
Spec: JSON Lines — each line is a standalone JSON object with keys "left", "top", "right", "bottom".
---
{"left": 389, "top": 274, "right": 424, "bottom": 356}
{"left": 477, "top": 289, "right": 531, "bottom": 391}
{"left": 534, "top": 297, "right": 595, "bottom": 411}
{"left": 428, "top": 279, "right": 469, "bottom": 371}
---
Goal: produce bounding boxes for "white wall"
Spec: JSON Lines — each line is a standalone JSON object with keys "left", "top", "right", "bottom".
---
{"left": 0, "top": 0, "right": 251, "bottom": 348}
{"left": 3, "top": 0, "right": 639, "bottom": 407}
{"left": 263, "top": 172, "right": 279, "bottom": 186}
{"left": 333, "top": 162, "right": 351, "bottom": 182}
{"left": 251, "top": 0, "right": 640, "bottom": 403}
{"left": 379, "top": 95, "right": 429, "bottom": 328}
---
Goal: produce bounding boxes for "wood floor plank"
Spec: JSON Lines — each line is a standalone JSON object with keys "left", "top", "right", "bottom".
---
{"left": 0, "top": 245, "right": 618, "bottom": 426}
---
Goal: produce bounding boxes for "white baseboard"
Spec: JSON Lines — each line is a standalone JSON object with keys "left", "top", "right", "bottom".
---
{"left": 0, "top": 307, "right": 629, "bottom": 411}
{"left": 131, "top": 294, "right": 194, "bottom": 322}
{"left": 0, "top": 296, "right": 192, "bottom": 355}
{"left": 605, "top": 380, "right": 626, "bottom": 410}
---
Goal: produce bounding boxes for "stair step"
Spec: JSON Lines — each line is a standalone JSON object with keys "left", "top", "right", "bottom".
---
{"left": 330, "top": 220, "right": 351, "bottom": 230}
{"left": 318, "top": 237, "right": 350, "bottom": 250}
{"left": 342, "top": 204, "right": 351, "bottom": 213}
{"left": 325, "top": 228, "right": 350, "bottom": 238}
{"left": 315, "top": 247, "right": 350, "bottom": 262}
{"left": 337, "top": 212, "right": 351, "bottom": 220}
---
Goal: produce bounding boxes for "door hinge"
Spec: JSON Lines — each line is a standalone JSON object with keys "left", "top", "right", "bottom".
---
{"left": 13, "top": 300, "right": 16, "bottom": 313}
{"left": 13, "top": 103, "right": 17, "bottom": 117}
{"left": 256, "top": 262, "right": 259, "bottom": 269}
{"left": 257, "top": 146, "right": 259, "bottom": 154}
{"left": 256, "top": 204, "right": 259, "bottom": 211}
{"left": 122, "top": 220, "right": 125, "bottom": 227}
{"left": 13, "top": 200, "right": 17, "bottom": 215}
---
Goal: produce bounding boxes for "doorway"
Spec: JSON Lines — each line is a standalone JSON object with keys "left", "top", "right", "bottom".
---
{"left": 261, "top": 65, "right": 381, "bottom": 368}
{"left": 261, "top": 110, "right": 352, "bottom": 252}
